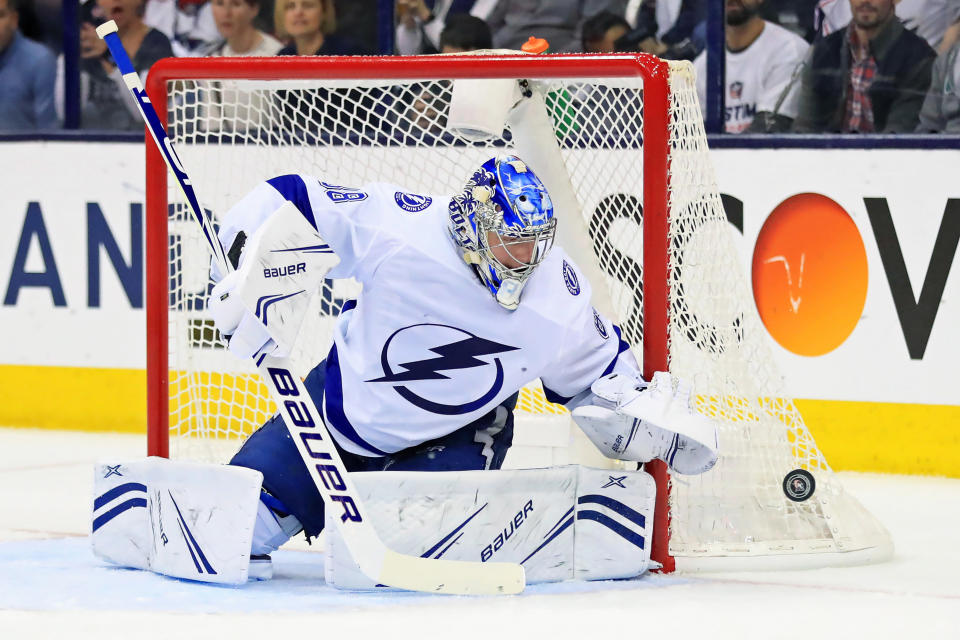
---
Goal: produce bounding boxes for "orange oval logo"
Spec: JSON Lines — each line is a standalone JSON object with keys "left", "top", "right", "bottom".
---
{"left": 752, "top": 193, "right": 868, "bottom": 356}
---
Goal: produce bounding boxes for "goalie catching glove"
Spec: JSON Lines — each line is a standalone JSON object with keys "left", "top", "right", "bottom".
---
{"left": 208, "top": 201, "right": 340, "bottom": 359}
{"left": 572, "top": 371, "right": 719, "bottom": 475}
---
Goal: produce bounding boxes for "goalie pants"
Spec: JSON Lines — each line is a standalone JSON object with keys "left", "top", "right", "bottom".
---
{"left": 230, "top": 359, "right": 518, "bottom": 539}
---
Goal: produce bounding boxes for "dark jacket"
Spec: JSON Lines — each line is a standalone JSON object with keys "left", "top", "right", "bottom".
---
{"left": 793, "top": 17, "right": 936, "bottom": 133}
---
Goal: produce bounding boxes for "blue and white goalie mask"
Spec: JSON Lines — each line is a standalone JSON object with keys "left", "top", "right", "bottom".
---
{"left": 448, "top": 155, "right": 557, "bottom": 310}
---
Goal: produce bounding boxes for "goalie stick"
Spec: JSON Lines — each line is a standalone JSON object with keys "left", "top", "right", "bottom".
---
{"left": 97, "top": 20, "right": 525, "bottom": 595}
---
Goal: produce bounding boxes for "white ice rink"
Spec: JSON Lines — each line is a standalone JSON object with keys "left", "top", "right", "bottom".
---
{"left": 1, "top": 427, "right": 957, "bottom": 639}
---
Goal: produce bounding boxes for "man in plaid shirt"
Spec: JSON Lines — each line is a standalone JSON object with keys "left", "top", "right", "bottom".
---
{"left": 794, "top": 0, "right": 936, "bottom": 133}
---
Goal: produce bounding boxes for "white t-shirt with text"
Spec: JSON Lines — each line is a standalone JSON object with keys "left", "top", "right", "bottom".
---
{"left": 694, "top": 21, "right": 810, "bottom": 133}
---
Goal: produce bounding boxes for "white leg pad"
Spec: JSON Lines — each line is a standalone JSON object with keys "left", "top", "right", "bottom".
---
{"left": 92, "top": 457, "right": 264, "bottom": 585}
{"left": 573, "top": 466, "right": 656, "bottom": 580}
{"left": 324, "top": 465, "right": 655, "bottom": 590}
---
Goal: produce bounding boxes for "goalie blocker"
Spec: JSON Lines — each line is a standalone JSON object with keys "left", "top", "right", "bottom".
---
{"left": 92, "top": 459, "right": 654, "bottom": 587}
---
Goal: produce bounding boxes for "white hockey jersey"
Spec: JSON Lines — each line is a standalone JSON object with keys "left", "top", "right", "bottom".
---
{"left": 217, "top": 174, "right": 639, "bottom": 456}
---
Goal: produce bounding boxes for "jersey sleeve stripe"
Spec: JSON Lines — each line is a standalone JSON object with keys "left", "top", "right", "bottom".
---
{"left": 267, "top": 174, "right": 319, "bottom": 230}
{"left": 600, "top": 324, "right": 631, "bottom": 378}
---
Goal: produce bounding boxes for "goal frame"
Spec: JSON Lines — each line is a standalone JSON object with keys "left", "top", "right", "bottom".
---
{"left": 144, "top": 53, "right": 676, "bottom": 570}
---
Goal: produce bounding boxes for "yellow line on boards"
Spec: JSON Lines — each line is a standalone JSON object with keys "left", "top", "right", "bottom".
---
{"left": 0, "top": 365, "right": 956, "bottom": 477}
{"left": 796, "top": 398, "right": 960, "bottom": 477}
{"left": 0, "top": 364, "right": 146, "bottom": 433}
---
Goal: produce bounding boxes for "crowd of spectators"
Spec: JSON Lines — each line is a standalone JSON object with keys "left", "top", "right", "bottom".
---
{"left": 2, "top": 0, "right": 960, "bottom": 133}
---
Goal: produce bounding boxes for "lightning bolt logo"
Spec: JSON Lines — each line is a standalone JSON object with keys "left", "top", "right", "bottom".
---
{"left": 367, "top": 324, "right": 519, "bottom": 416}
{"left": 369, "top": 335, "right": 518, "bottom": 383}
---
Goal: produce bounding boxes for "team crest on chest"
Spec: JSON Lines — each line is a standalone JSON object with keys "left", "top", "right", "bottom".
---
{"left": 562, "top": 260, "right": 580, "bottom": 296}
{"left": 366, "top": 323, "right": 519, "bottom": 415}
{"left": 394, "top": 192, "right": 433, "bottom": 213}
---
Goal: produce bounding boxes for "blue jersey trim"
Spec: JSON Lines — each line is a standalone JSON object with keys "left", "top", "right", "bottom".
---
{"left": 600, "top": 324, "right": 631, "bottom": 378}
{"left": 323, "top": 343, "right": 390, "bottom": 456}
{"left": 267, "top": 175, "right": 319, "bottom": 230}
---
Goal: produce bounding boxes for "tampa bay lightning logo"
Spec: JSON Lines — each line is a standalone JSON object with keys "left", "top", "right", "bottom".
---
{"left": 394, "top": 192, "right": 432, "bottom": 213}
{"left": 593, "top": 308, "right": 609, "bottom": 339}
{"left": 366, "top": 324, "right": 518, "bottom": 415}
{"left": 563, "top": 260, "right": 580, "bottom": 295}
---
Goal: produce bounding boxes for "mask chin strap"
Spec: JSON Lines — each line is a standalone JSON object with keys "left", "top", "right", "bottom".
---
{"left": 495, "top": 278, "right": 525, "bottom": 310}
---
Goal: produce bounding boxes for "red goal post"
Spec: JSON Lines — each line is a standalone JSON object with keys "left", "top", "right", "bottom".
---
{"left": 143, "top": 53, "right": 891, "bottom": 574}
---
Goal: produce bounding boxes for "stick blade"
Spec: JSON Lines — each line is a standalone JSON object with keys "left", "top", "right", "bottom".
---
{"left": 379, "top": 550, "right": 525, "bottom": 595}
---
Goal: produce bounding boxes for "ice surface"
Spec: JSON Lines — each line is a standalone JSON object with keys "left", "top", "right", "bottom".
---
{"left": 1, "top": 428, "right": 956, "bottom": 639}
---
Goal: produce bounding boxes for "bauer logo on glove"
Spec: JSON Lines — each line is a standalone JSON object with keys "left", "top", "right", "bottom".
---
{"left": 572, "top": 371, "right": 719, "bottom": 475}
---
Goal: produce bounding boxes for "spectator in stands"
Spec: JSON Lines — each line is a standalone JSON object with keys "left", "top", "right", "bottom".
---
{"left": 582, "top": 10, "right": 630, "bottom": 52}
{"left": 201, "top": 0, "right": 282, "bottom": 133}
{"left": 143, "top": 0, "right": 219, "bottom": 56}
{"left": 0, "top": 0, "right": 58, "bottom": 130}
{"left": 916, "top": 37, "right": 960, "bottom": 132}
{"left": 396, "top": 0, "right": 483, "bottom": 55}
{"left": 439, "top": 12, "right": 492, "bottom": 52}
{"left": 58, "top": 0, "right": 173, "bottom": 130}
{"left": 620, "top": 0, "right": 705, "bottom": 59}
{"left": 485, "top": 0, "right": 628, "bottom": 52}
{"left": 206, "top": 0, "right": 281, "bottom": 55}
{"left": 816, "top": 0, "right": 960, "bottom": 50}
{"left": 794, "top": 0, "right": 936, "bottom": 132}
{"left": 693, "top": 0, "right": 809, "bottom": 133}
{"left": 275, "top": 0, "right": 369, "bottom": 55}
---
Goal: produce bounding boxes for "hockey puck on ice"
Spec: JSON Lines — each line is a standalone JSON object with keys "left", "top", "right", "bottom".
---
{"left": 782, "top": 469, "right": 816, "bottom": 502}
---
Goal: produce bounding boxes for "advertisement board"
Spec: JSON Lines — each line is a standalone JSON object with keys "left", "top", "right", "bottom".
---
{"left": 1, "top": 142, "right": 956, "bottom": 474}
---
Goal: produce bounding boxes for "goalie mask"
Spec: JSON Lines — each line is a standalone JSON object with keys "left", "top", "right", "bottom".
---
{"left": 448, "top": 155, "right": 557, "bottom": 310}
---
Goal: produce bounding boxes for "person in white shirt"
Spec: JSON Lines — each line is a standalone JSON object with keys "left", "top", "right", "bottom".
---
{"left": 694, "top": 0, "right": 810, "bottom": 132}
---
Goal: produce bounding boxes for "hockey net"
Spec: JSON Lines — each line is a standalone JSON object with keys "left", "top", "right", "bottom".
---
{"left": 146, "top": 53, "right": 891, "bottom": 572}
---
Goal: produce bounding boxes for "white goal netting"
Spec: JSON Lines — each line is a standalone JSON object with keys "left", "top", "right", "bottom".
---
{"left": 153, "top": 55, "right": 891, "bottom": 570}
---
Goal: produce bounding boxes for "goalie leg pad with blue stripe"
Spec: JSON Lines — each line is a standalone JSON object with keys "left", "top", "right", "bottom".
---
{"left": 229, "top": 360, "right": 517, "bottom": 540}
{"left": 92, "top": 458, "right": 264, "bottom": 585}
{"left": 324, "top": 465, "right": 655, "bottom": 589}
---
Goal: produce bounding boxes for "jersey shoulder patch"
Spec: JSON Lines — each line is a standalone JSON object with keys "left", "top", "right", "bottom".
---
{"left": 562, "top": 259, "right": 581, "bottom": 296}
{"left": 393, "top": 191, "right": 433, "bottom": 213}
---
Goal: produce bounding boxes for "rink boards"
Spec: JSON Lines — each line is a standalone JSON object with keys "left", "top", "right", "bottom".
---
{"left": 0, "top": 141, "right": 957, "bottom": 476}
